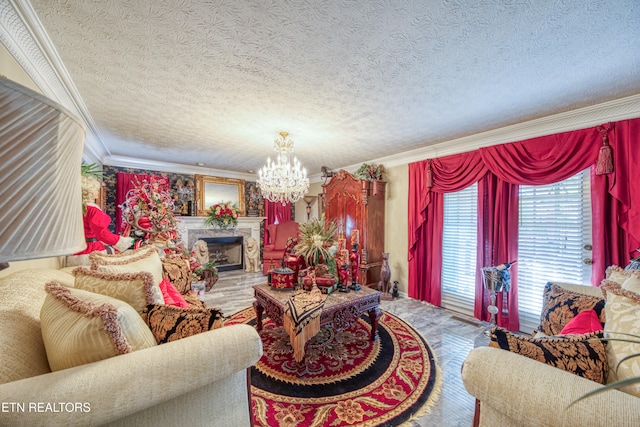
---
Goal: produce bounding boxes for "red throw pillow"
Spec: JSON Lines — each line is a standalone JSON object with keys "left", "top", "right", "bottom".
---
{"left": 159, "top": 279, "right": 177, "bottom": 306}
{"left": 560, "top": 309, "right": 603, "bottom": 335}
{"left": 159, "top": 278, "right": 190, "bottom": 308}
{"left": 164, "top": 279, "right": 190, "bottom": 308}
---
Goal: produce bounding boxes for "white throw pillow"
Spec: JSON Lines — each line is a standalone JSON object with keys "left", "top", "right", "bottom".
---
{"left": 601, "top": 279, "right": 640, "bottom": 397}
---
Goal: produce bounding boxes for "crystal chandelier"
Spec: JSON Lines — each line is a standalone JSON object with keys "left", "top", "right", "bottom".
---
{"left": 257, "top": 131, "right": 310, "bottom": 204}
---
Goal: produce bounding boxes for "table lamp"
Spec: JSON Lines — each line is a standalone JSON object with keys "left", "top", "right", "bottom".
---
{"left": 0, "top": 77, "right": 86, "bottom": 269}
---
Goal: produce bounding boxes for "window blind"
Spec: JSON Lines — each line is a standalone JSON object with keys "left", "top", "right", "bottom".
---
{"left": 441, "top": 183, "right": 478, "bottom": 316}
{"left": 517, "top": 170, "right": 592, "bottom": 332}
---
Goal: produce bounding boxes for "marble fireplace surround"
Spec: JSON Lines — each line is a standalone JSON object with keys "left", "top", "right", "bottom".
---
{"left": 178, "top": 216, "right": 265, "bottom": 259}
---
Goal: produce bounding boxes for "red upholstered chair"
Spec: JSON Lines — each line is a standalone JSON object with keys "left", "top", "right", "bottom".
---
{"left": 262, "top": 220, "right": 299, "bottom": 274}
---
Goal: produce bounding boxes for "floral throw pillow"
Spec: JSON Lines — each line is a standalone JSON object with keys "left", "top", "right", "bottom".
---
{"left": 537, "top": 282, "right": 605, "bottom": 336}
{"left": 489, "top": 327, "right": 607, "bottom": 384}
{"left": 142, "top": 304, "right": 225, "bottom": 344}
{"left": 161, "top": 256, "right": 192, "bottom": 294}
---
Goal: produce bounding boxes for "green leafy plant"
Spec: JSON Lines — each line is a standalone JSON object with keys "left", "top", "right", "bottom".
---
{"left": 193, "top": 262, "right": 218, "bottom": 280}
{"left": 354, "top": 163, "right": 384, "bottom": 181}
{"left": 294, "top": 215, "right": 338, "bottom": 266}
{"left": 81, "top": 162, "right": 104, "bottom": 180}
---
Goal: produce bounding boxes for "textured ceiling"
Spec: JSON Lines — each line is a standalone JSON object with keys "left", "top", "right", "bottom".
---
{"left": 27, "top": 0, "right": 640, "bottom": 175}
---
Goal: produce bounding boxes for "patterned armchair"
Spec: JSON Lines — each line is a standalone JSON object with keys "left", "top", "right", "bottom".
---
{"left": 262, "top": 220, "right": 299, "bottom": 274}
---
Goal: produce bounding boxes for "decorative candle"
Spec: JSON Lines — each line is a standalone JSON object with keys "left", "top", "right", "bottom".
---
{"left": 338, "top": 237, "right": 346, "bottom": 250}
{"left": 351, "top": 229, "right": 360, "bottom": 246}
{"left": 340, "top": 249, "right": 350, "bottom": 265}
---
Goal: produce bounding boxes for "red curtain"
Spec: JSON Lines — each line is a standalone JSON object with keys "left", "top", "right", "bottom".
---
{"left": 478, "top": 127, "right": 600, "bottom": 185}
{"left": 408, "top": 152, "right": 487, "bottom": 305}
{"left": 591, "top": 169, "right": 629, "bottom": 283}
{"left": 408, "top": 160, "right": 429, "bottom": 300}
{"left": 591, "top": 119, "right": 640, "bottom": 284}
{"left": 476, "top": 174, "right": 519, "bottom": 330}
{"left": 264, "top": 200, "right": 292, "bottom": 243}
{"left": 264, "top": 200, "right": 291, "bottom": 224}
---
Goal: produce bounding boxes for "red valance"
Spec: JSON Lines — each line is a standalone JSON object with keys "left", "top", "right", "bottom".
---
{"left": 479, "top": 127, "right": 600, "bottom": 185}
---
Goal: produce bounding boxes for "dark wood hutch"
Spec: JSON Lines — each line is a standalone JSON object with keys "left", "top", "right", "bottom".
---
{"left": 322, "top": 170, "right": 386, "bottom": 289}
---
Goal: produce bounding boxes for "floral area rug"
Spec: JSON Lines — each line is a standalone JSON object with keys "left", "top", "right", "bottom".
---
{"left": 226, "top": 308, "right": 441, "bottom": 427}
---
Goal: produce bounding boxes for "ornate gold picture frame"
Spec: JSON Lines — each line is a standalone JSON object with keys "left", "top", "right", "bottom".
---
{"left": 195, "top": 174, "right": 246, "bottom": 216}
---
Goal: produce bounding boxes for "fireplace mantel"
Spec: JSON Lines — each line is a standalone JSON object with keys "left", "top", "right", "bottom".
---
{"left": 177, "top": 216, "right": 265, "bottom": 252}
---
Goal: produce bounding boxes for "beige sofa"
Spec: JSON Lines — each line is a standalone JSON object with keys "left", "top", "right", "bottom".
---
{"left": 462, "top": 282, "right": 640, "bottom": 427}
{"left": 0, "top": 268, "right": 263, "bottom": 427}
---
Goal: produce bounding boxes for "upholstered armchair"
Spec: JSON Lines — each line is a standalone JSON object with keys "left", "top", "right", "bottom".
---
{"left": 262, "top": 220, "right": 299, "bottom": 274}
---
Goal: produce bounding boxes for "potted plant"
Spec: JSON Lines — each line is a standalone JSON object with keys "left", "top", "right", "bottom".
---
{"left": 190, "top": 257, "right": 219, "bottom": 292}
{"left": 355, "top": 163, "right": 385, "bottom": 194}
{"left": 294, "top": 215, "right": 338, "bottom": 267}
{"left": 294, "top": 216, "right": 339, "bottom": 290}
{"left": 354, "top": 163, "right": 385, "bottom": 181}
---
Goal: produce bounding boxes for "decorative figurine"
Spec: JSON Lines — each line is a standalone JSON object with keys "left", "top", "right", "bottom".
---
{"left": 379, "top": 252, "right": 392, "bottom": 300}
{"left": 244, "top": 237, "right": 261, "bottom": 273}
{"left": 392, "top": 280, "right": 400, "bottom": 299}
{"left": 338, "top": 263, "right": 350, "bottom": 292}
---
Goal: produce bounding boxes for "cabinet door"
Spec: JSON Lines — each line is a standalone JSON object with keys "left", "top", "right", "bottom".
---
{"left": 323, "top": 172, "right": 363, "bottom": 247}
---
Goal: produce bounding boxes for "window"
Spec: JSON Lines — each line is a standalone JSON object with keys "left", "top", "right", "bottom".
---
{"left": 441, "top": 183, "right": 478, "bottom": 316}
{"left": 517, "top": 170, "right": 592, "bottom": 332}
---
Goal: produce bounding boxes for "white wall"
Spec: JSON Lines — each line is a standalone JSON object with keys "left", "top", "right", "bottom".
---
{"left": 294, "top": 181, "right": 324, "bottom": 224}
{"left": 0, "top": 44, "right": 40, "bottom": 92}
{"left": 383, "top": 164, "right": 409, "bottom": 294}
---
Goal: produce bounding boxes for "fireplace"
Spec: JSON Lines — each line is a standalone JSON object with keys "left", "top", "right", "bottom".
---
{"left": 202, "top": 236, "right": 244, "bottom": 272}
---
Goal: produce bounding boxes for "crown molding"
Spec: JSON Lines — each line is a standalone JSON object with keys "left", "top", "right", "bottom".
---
{"left": 1, "top": 0, "right": 109, "bottom": 163}
{"left": 312, "top": 93, "right": 640, "bottom": 182}
{"left": 103, "top": 155, "right": 259, "bottom": 181}
{"left": 370, "top": 93, "right": 640, "bottom": 169}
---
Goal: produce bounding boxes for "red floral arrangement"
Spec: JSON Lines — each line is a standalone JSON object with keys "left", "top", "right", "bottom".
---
{"left": 204, "top": 201, "right": 239, "bottom": 229}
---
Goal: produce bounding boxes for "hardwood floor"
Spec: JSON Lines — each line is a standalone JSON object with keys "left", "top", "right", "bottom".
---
{"left": 202, "top": 269, "right": 488, "bottom": 427}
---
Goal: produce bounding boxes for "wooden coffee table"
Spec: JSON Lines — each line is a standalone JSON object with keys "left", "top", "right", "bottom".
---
{"left": 253, "top": 284, "right": 382, "bottom": 341}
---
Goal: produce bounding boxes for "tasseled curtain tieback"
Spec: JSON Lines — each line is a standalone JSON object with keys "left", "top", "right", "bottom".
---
{"left": 596, "top": 123, "right": 613, "bottom": 175}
